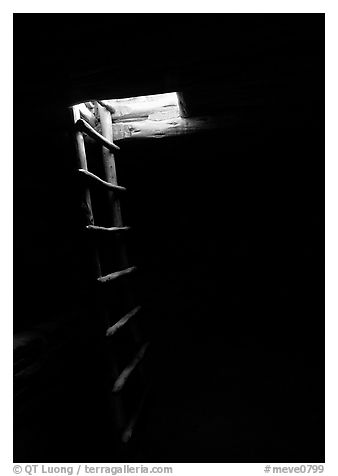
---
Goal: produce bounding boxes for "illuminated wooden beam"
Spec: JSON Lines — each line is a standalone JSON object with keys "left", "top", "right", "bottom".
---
{"left": 97, "top": 266, "right": 136, "bottom": 284}
{"left": 106, "top": 306, "right": 141, "bottom": 338}
{"left": 77, "top": 169, "right": 126, "bottom": 193}
{"left": 112, "top": 342, "right": 149, "bottom": 394}
{"left": 75, "top": 118, "right": 120, "bottom": 151}
{"left": 86, "top": 225, "right": 130, "bottom": 234}
{"left": 112, "top": 113, "right": 236, "bottom": 141}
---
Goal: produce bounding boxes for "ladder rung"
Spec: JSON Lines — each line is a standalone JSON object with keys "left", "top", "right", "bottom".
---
{"left": 77, "top": 169, "right": 126, "bottom": 193}
{"left": 97, "top": 266, "right": 136, "bottom": 284}
{"left": 106, "top": 306, "right": 141, "bottom": 338}
{"left": 112, "top": 342, "right": 149, "bottom": 394}
{"left": 86, "top": 225, "right": 130, "bottom": 234}
{"left": 121, "top": 385, "right": 150, "bottom": 444}
{"left": 75, "top": 118, "right": 120, "bottom": 151}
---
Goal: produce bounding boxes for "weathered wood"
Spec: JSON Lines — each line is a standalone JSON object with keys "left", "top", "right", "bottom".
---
{"left": 77, "top": 168, "right": 126, "bottom": 193}
{"left": 72, "top": 106, "right": 101, "bottom": 276}
{"left": 97, "top": 103, "right": 132, "bottom": 308}
{"left": 121, "top": 385, "right": 150, "bottom": 444}
{"left": 96, "top": 100, "right": 116, "bottom": 114}
{"left": 86, "top": 225, "right": 130, "bottom": 234}
{"left": 97, "top": 266, "right": 136, "bottom": 284}
{"left": 112, "top": 342, "right": 149, "bottom": 394}
{"left": 106, "top": 306, "right": 141, "bottom": 338}
{"left": 112, "top": 112, "right": 237, "bottom": 141}
{"left": 73, "top": 107, "right": 93, "bottom": 222}
{"left": 106, "top": 92, "right": 179, "bottom": 123}
{"left": 176, "top": 91, "right": 190, "bottom": 118}
{"left": 97, "top": 103, "right": 124, "bottom": 227}
{"left": 75, "top": 118, "right": 120, "bottom": 151}
{"left": 98, "top": 102, "right": 143, "bottom": 350}
{"left": 96, "top": 103, "right": 147, "bottom": 437}
{"left": 78, "top": 102, "right": 97, "bottom": 127}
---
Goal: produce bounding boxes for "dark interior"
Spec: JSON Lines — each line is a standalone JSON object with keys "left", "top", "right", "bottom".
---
{"left": 14, "top": 14, "right": 324, "bottom": 463}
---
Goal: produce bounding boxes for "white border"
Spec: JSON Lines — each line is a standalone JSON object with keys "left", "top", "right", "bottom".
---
{"left": 2, "top": 2, "right": 336, "bottom": 474}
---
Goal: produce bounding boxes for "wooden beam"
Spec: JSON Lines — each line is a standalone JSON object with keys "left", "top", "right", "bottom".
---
{"left": 97, "top": 100, "right": 137, "bottom": 316}
{"left": 86, "top": 225, "right": 130, "bottom": 234}
{"left": 97, "top": 103, "right": 124, "bottom": 228}
{"left": 112, "top": 112, "right": 237, "bottom": 141}
{"left": 121, "top": 385, "right": 150, "bottom": 444}
{"left": 78, "top": 103, "right": 97, "bottom": 127}
{"left": 112, "top": 342, "right": 149, "bottom": 394}
{"left": 176, "top": 91, "right": 190, "bottom": 118}
{"left": 75, "top": 118, "right": 120, "bottom": 151}
{"left": 97, "top": 266, "right": 136, "bottom": 284}
{"left": 101, "top": 93, "right": 178, "bottom": 123}
{"left": 71, "top": 106, "right": 101, "bottom": 276}
{"left": 77, "top": 169, "right": 126, "bottom": 193}
{"left": 106, "top": 306, "right": 141, "bottom": 338}
{"left": 72, "top": 108, "right": 94, "bottom": 224}
{"left": 96, "top": 100, "right": 116, "bottom": 114}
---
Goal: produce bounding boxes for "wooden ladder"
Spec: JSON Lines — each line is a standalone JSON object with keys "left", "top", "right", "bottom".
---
{"left": 71, "top": 101, "right": 150, "bottom": 450}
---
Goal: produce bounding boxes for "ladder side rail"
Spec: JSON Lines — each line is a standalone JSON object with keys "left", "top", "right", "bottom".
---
{"left": 72, "top": 105, "right": 102, "bottom": 278}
